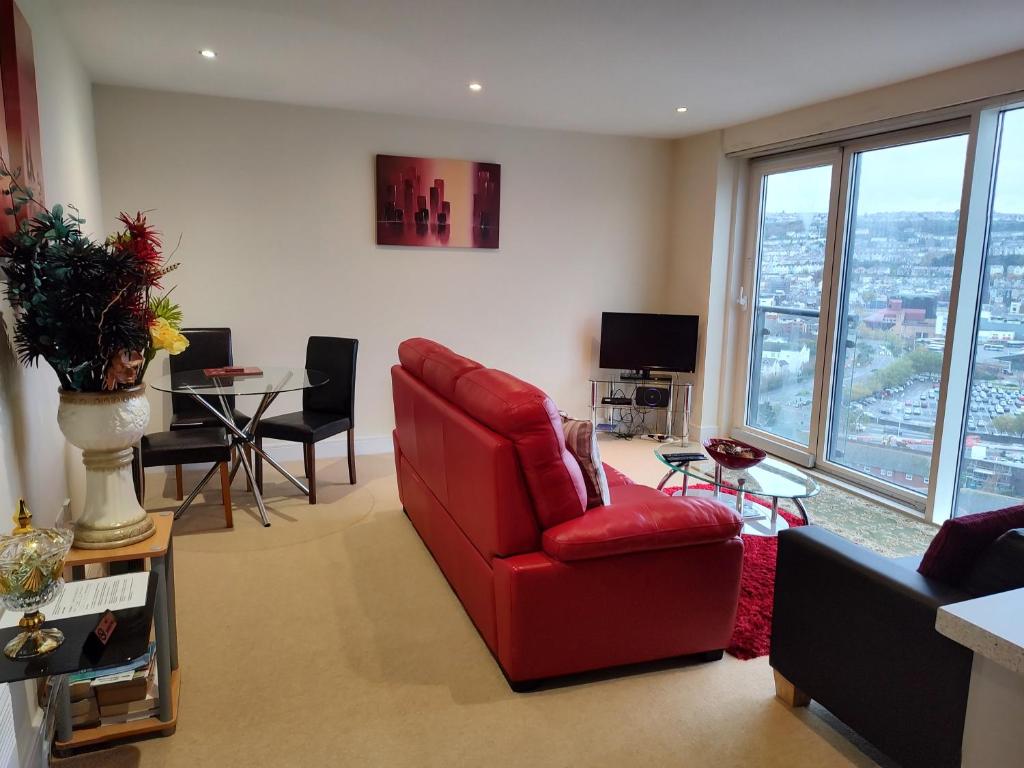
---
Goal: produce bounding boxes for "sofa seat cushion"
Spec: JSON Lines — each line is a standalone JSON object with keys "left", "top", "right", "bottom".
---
{"left": 453, "top": 368, "right": 587, "bottom": 529}
{"left": 919, "top": 503, "right": 1024, "bottom": 586}
{"left": 541, "top": 485, "right": 741, "bottom": 561}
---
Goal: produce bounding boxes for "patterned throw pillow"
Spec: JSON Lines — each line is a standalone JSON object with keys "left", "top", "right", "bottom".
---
{"left": 560, "top": 416, "right": 611, "bottom": 509}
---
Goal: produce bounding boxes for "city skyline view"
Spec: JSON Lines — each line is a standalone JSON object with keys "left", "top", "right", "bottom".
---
{"left": 764, "top": 109, "right": 1024, "bottom": 214}
{"left": 748, "top": 112, "right": 1024, "bottom": 513}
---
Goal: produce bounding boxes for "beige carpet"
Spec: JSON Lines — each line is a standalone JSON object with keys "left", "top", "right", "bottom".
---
{"left": 55, "top": 444, "right": 886, "bottom": 768}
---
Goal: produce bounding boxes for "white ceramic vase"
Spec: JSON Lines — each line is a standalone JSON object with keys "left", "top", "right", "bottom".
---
{"left": 57, "top": 385, "right": 155, "bottom": 549}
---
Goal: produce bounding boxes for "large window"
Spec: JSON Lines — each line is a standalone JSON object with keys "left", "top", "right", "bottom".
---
{"left": 738, "top": 105, "right": 1024, "bottom": 520}
{"left": 828, "top": 135, "right": 968, "bottom": 494}
{"left": 957, "top": 108, "right": 1024, "bottom": 514}
{"left": 747, "top": 164, "right": 833, "bottom": 446}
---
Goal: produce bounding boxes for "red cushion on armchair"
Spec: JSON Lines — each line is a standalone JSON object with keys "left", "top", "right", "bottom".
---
{"left": 542, "top": 485, "right": 741, "bottom": 561}
{"left": 918, "top": 504, "right": 1024, "bottom": 586}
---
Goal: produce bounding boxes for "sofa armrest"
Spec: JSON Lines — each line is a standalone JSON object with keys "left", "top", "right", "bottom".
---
{"left": 770, "top": 525, "right": 974, "bottom": 768}
{"left": 602, "top": 463, "right": 634, "bottom": 488}
{"left": 542, "top": 488, "right": 741, "bottom": 561}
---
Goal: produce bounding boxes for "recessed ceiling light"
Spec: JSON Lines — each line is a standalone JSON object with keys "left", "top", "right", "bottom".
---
{"left": 468, "top": 82, "right": 483, "bottom": 92}
{"left": 676, "top": 106, "right": 688, "bottom": 113}
{"left": 199, "top": 49, "right": 217, "bottom": 59}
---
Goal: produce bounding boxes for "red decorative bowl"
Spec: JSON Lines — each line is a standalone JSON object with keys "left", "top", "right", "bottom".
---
{"left": 702, "top": 438, "right": 766, "bottom": 470}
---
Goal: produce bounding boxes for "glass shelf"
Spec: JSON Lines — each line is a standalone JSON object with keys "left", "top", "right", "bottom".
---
{"left": 589, "top": 378, "right": 692, "bottom": 440}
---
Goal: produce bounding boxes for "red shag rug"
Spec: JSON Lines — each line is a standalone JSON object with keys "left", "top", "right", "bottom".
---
{"left": 663, "top": 484, "right": 804, "bottom": 660}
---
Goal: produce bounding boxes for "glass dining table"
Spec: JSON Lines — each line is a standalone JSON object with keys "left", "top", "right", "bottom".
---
{"left": 148, "top": 367, "right": 328, "bottom": 527}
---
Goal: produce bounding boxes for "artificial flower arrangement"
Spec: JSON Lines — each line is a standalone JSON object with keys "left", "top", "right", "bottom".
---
{"left": 0, "top": 158, "right": 188, "bottom": 391}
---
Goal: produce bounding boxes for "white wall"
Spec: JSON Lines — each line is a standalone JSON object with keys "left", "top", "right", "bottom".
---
{"left": 92, "top": 86, "right": 673, "bottom": 448}
{"left": 724, "top": 48, "right": 1024, "bottom": 155}
{"left": 663, "top": 130, "right": 741, "bottom": 437}
{"left": 0, "top": 0, "right": 102, "bottom": 533}
{"left": 0, "top": 2, "right": 104, "bottom": 763}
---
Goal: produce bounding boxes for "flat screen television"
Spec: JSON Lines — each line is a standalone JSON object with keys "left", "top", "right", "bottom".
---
{"left": 599, "top": 312, "right": 699, "bottom": 374}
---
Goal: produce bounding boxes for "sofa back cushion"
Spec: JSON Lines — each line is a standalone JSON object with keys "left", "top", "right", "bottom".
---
{"left": 918, "top": 504, "right": 1024, "bottom": 586}
{"left": 452, "top": 368, "right": 587, "bottom": 529}
{"left": 961, "top": 528, "right": 1024, "bottom": 598}
{"left": 392, "top": 364, "right": 539, "bottom": 558}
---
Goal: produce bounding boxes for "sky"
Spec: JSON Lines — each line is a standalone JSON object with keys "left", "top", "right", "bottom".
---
{"left": 763, "top": 107, "right": 1024, "bottom": 215}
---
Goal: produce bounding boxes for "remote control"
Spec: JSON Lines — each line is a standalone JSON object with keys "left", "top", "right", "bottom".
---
{"left": 662, "top": 452, "right": 706, "bottom": 463}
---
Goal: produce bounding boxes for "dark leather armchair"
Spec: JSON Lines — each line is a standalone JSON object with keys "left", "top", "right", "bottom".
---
{"left": 256, "top": 336, "right": 358, "bottom": 504}
{"left": 770, "top": 526, "right": 973, "bottom": 768}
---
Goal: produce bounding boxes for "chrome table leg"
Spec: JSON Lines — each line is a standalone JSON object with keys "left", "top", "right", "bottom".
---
{"left": 236, "top": 443, "right": 270, "bottom": 527}
{"left": 794, "top": 497, "right": 811, "bottom": 525}
{"left": 656, "top": 468, "right": 677, "bottom": 491}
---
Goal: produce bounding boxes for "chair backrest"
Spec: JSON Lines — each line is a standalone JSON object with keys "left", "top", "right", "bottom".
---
{"left": 303, "top": 336, "right": 358, "bottom": 421}
{"left": 170, "top": 327, "right": 235, "bottom": 419}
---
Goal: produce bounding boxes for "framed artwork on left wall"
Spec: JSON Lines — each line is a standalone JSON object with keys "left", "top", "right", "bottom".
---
{"left": 376, "top": 154, "right": 500, "bottom": 249}
{"left": 0, "top": 0, "right": 45, "bottom": 235}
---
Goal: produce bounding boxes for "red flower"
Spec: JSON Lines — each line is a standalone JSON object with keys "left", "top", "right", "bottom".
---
{"left": 117, "top": 211, "right": 162, "bottom": 266}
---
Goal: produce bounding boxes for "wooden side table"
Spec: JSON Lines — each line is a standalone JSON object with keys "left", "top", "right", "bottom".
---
{"left": 55, "top": 511, "right": 180, "bottom": 750}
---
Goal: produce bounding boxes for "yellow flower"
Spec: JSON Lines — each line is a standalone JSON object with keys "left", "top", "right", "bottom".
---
{"left": 150, "top": 317, "right": 189, "bottom": 355}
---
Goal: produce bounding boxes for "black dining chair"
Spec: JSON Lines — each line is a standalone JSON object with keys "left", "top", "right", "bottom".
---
{"left": 133, "top": 427, "right": 233, "bottom": 527}
{"left": 168, "top": 327, "right": 250, "bottom": 498}
{"left": 256, "top": 337, "right": 358, "bottom": 504}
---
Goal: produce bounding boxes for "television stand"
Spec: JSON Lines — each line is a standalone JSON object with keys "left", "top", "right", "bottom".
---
{"left": 590, "top": 378, "right": 692, "bottom": 440}
{"left": 620, "top": 369, "right": 672, "bottom": 382}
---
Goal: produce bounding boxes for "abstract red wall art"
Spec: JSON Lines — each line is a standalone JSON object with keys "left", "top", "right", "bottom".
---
{"left": 376, "top": 154, "right": 500, "bottom": 249}
{"left": 0, "top": 0, "right": 43, "bottom": 237}
{"left": 0, "top": 1, "right": 43, "bottom": 211}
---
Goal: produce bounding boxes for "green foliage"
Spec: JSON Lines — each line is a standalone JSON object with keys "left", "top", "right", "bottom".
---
{"left": 1, "top": 209, "right": 151, "bottom": 390}
{"left": 0, "top": 155, "right": 173, "bottom": 392}
{"left": 855, "top": 347, "right": 875, "bottom": 367}
{"left": 850, "top": 347, "right": 943, "bottom": 401}
{"left": 150, "top": 290, "right": 183, "bottom": 329}
{"left": 992, "top": 413, "right": 1024, "bottom": 436}
{"left": 972, "top": 367, "right": 1001, "bottom": 382}
{"left": 759, "top": 372, "right": 786, "bottom": 392}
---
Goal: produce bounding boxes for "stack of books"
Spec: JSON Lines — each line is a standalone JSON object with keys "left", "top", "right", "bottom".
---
{"left": 39, "top": 642, "right": 159, "bottom": 729}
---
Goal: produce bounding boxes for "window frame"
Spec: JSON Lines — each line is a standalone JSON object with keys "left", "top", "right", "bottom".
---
{"left": 732, "top": 98, "right": 1024, "bottom": 521}
{"left": 813, "top": 119, "right": 972, "bottom": 512}
{"left": 732, "top": 148, "right": 843, "bottom": 468}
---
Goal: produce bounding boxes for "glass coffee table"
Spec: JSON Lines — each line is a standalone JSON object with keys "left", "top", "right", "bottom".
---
{"left": 654, "top": 442, "right": 818, "bottom": 536}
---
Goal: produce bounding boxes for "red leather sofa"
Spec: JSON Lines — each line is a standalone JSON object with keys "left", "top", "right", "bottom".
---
{"left": 392, "top": 338, "right": 744, "bottom": 688}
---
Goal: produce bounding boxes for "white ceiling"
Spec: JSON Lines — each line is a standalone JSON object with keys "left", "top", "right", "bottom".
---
{"left": 53, "top": 0, "right": 1024, "bottom": 138}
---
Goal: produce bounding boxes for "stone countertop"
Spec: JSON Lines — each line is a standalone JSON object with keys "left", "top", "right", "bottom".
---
{"left": 937, "top": 587, "right": 1024, "bottom": 676}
